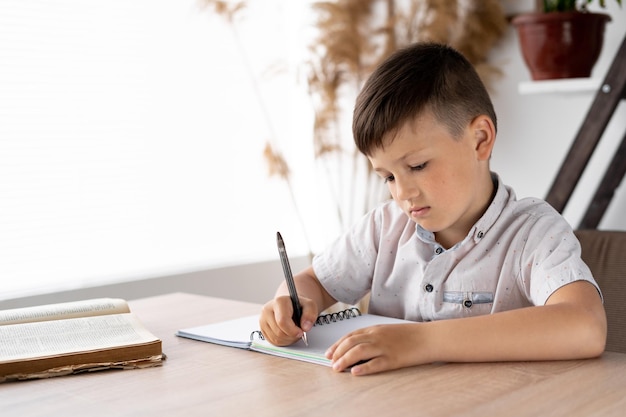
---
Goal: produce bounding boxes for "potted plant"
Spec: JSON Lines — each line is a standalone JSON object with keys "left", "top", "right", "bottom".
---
{"left": 511, "top": 0, "right": 620, "bottom": 80}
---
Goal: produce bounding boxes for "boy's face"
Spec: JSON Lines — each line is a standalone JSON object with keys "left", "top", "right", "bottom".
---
{"left": 368, "top": 110, "right": 495, "bottom": 247}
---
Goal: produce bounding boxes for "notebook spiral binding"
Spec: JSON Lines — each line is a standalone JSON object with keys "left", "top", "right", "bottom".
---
{"left": 314, "top": 307, "right": 361, "bottom": 325}
{"left": 250, "top": 307, "right": 362, "bottom": 341}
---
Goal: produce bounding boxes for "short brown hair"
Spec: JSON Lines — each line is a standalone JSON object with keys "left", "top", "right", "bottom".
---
{"left": 353, "top": 43, "right": 497, "bottom": 156}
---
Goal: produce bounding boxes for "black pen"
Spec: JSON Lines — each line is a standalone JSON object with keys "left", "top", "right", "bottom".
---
{"left": 276, "top": 231, "right": 308, "bottom": 346}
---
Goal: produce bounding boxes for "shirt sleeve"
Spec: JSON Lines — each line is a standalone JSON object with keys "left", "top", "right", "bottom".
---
{"left": 312, "top": 206, "right": 384, "bottom": 305}
{"left": 519, "top": 207, "right": 601, "bottom": 306}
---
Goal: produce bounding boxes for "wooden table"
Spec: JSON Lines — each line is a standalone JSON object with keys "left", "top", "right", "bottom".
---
{"left": 2, "top": 293, "right": 625, "bottom": 416}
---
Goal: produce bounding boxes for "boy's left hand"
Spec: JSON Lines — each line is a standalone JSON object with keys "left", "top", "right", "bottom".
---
{"left": 325, "top": 323, "right": 424, "bottom": 376}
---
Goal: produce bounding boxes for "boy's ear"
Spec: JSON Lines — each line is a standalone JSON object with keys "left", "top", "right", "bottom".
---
{"left": 471, "top": 115, "right": 496, "bottom": 161}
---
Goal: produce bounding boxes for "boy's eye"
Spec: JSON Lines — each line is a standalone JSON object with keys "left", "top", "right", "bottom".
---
{"left": 384, "top": 174, "right": 395, "bottom": 183}
{"left": 410, "top": 162, "right": 427, "bottom": 171}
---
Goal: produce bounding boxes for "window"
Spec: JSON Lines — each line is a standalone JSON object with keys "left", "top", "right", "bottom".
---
{"left": 0, "top": 0, "right": 327, "bottom": 299}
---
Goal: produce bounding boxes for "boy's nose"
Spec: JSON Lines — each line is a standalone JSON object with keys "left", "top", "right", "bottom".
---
{"left": 395, "top": 177, "right": 419, "bottom": 201}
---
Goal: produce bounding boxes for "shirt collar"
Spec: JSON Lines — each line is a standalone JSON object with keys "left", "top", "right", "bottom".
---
{"left": 470, "top": 172, "right": 510, "bottom": 243}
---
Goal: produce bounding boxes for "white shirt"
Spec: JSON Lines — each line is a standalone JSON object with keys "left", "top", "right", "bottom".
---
{"left": 312, "top": 174, "right": 599, "bottom": 322}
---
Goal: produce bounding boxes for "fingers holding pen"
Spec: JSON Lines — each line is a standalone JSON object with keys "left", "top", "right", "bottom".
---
{"left": 260, "top": 297, "right": 298, "bottom": 346}
{"left": 260, "top": 296, "right": 317, "bottom": 346}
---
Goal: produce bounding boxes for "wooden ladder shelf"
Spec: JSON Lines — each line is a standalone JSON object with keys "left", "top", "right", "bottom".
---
{"left": 545, "top": 34, "right": 626, "bottom": 229}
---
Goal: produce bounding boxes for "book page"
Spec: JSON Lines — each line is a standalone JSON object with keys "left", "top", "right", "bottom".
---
{"left": 0, "top": 298, "right": 130, "bottom": 326}
{"left": 0, "top": 313, "right": 158, "bottom": 362}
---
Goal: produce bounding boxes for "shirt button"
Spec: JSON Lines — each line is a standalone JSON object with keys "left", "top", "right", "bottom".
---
{"left": 477, "top": 231, "right": 484, "bottom": 239}
{"left": 435, "top": 247, "right": 443, "bottom": 255}
{"left": 424, "top": 284, "right": 434, "bottom": 293}
{"left": 463, "top": 299, "right": 473, "bottom": 308}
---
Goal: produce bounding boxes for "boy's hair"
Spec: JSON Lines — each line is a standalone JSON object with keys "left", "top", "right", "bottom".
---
{"left": 353, "top": 43, "right": 497, "bottom": 156}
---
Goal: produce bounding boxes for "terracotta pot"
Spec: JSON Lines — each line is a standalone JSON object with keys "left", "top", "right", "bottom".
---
{"left": 512, "top": 11, "right": 611, "bottom": 80}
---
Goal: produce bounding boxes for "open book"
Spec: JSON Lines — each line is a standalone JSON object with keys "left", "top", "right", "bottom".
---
{"left": 176, "top": 308, "right": 410, "bottom": 367}
{"left": 0, "top": 298, "right": 163, "bottom": 382}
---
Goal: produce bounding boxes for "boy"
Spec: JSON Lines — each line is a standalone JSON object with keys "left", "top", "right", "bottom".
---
{"left": 259, "top": 43, "right": 606, "bottom": 376}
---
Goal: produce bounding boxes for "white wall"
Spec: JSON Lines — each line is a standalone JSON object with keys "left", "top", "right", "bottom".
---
{"left": 489, "top": 3, "right": 626, "bottom": 230}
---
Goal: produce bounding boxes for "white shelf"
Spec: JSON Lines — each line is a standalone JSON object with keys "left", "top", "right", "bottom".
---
{"left": 518, "top": 78, "right": 602, "bottom": 95}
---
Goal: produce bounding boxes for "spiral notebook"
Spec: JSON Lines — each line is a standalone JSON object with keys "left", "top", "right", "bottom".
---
{"left": 176, "top": 308, "right": 411, "bottom": 367}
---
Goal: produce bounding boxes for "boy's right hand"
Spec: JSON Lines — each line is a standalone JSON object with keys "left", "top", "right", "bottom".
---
{"left": 259, "top": 295, "right": 318, "bottom": 346}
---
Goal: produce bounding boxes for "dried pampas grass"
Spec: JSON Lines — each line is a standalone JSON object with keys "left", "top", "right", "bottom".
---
{"left": 198, "top": 0, "right": 246, "bottom": 23}
{"left": 263, "top": 143, "right": 290, "bottom": 181}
